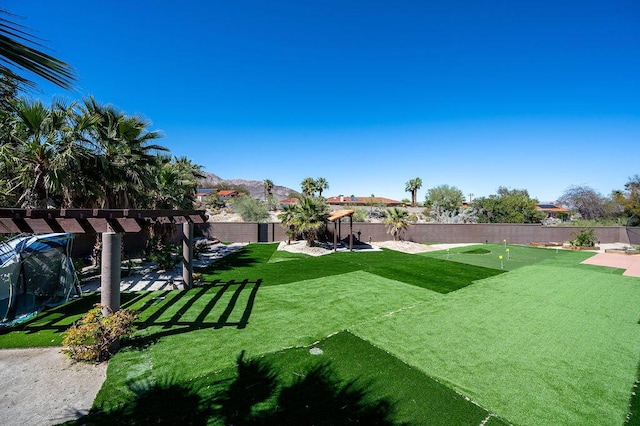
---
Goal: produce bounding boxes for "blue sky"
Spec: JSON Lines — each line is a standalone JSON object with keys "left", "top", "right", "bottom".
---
{"left": 7, "top": 0, "right": 639, "bottom": 202}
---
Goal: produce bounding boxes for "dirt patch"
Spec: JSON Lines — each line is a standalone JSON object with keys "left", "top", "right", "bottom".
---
{"left": 0, "top": 347, "right": 107, "bottom": 426}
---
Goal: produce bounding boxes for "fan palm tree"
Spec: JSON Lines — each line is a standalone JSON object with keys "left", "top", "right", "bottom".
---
{"left": 300, "top": 177, "right": 317, "bottom": 197}
{"left": 405, "top": 177, "right": 422, "bottom": 207}
{"left": 277, "top": 204, "right": 298, "bottom": 244}
{"left": 10, "top": 98, "right": 78, "bottom": 207}
{"left": 0, "top": 10, "right": 75, "bottom": 90}
{"left": 294, "top": 195, "right": 329, "bottom": 247}
{"left": 384, "top": 207, "right": 411, "bottom": 241}
{"left": 263, "top": 179, "right": 274, "bottom": 198}
{"left": 315, "top": 177, "right": 329, "bottom": 197}
{"left": 81, "top": 97, "right": 167, "bottom": 208}
{"left": 152, "top": 155, "right": 205, "bottom": 209}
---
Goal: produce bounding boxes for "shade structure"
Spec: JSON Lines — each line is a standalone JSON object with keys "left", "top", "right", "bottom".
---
{"left": 328, "top": 209, "right": 355, "bottom": 252}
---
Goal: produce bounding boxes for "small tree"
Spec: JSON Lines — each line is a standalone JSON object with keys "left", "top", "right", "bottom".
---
{"left": 425, "top": 184, "right": 464, "bottom": 213}
{"left": 234, "top": 195, "right": 270, "bottom": 222}
{"left": 384, "top": 207, "right": 411, "bottom": 241}
{"left": 277, "top": 204, "right": 298, "bottom": 244}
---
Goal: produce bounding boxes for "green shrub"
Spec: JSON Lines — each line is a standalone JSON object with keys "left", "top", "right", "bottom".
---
{"left": 570, "top": 228, "right": 597, "bottom": 247}
{"left": 234, "top": 196, "right": 270, "bottom": 222}
{"left": 148, "top": 243, "right": 179, "bottom": 270}
{"left": 62, "top": 305, "right": 138, "bottom": 363}
{"left": 352, "top": 208, "right": 367, "bottom": 222}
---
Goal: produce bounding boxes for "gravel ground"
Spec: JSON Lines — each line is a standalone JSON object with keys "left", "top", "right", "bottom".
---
{"left": 0, "top": 347, "right": 107, "bottom": 426}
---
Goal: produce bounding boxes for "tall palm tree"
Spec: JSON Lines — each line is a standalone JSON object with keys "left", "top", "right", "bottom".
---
{"left": 301, "top": 177, "right": 317, "bottom": 197}
{"left": 10, "top": 98, "right": 76, "bottom": 207}
{"left": 294, "top": 195, "right": 329, "bottom": 247}
{"left": 0, "top": 10, "right": 75, "bottom": 90}
{"left": 263, "top": 179, "right": 274, "bottom": 198}
{"left": 384, "top": 207, "right": 411, "bottom": 241}
{"left": 81, "top": 97, "right": 167, "bottom": 208}
{"left": 315, "top": 177, "right": 329, "bottom": 197}
{"left": 152, "top": 155, "right": 205, "bottom": 209}
{"left": 405, "top": 177, "right": 422, "bottom": 207}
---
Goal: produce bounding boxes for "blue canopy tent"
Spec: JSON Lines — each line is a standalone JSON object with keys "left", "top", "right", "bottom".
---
{"left": 0, "top": 233, "right": 81, "bottom": 328}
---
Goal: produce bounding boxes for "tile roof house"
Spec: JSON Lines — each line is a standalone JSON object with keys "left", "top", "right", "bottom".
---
{"left": 535, "top": 203, "right": 570, "bottom": 217}
{"left": 326, "top": 195, "right": 403, "bottom": 207}
{"left": 196, "top": 189, "right": 243, "bottom": 202}
{"left": 279, "top": 197, "right": 300, "bottom": 208}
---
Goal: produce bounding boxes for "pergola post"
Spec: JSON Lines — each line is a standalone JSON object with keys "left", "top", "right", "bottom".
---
{"left": 333, "top": 221, "right": 338, "bottom": 252}
{"left": 349, "top": 215, "right": 353, "bottom": 252}
{"left": 182, "top": 221, "right": 194, "bottom": 289}
{"left": 100, "top": 232, "right": 121, "bottom": 317}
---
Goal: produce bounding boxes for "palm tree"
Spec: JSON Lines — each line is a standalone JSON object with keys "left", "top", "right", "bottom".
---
{"left": 263, "top": 179, "right": 274, "bottom": 198}
{"left": 81, "top": 97, "right": 167, "bottom": 208}
{"left": 405, "top": 177, "right": 422, "bottom": 207}
{"left": 315, "top": 177, "right": 329, "bottom": 197}
{"left": 301, "top": 177, "right": 317, "bottom": 197}
{"left": 152, "top": 155, "right": 205, "bottom": 209}
{"left": 10, "top": 98, "right": 75, "bottom": 207}
{"left": 0, "top": 10, "right": 75, "bottom": 90}
{"left": 384, "top": 207, "right": 411, "bottom": 241}
{"left": 277, "top": 203, "right": 298, "bottom": 244}
{"left": 294, "top": 195, "right": 329, "bottom": 247}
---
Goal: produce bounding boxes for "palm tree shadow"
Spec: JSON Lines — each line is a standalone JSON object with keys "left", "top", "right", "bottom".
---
{"left": 67, "top": 375, "right": 213, "bottom": 425}
{"left": 71, "top": 352, "right": 406, "bottom": 425}
{"left": 216, "top": 352, "right": 406, "bottom": 426}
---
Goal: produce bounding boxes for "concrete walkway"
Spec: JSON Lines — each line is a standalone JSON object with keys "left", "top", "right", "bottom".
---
{"left": 81, "top": 242, "right": 246, "bottom": 292}
{"left": 581, "top": 252, "right": 640, "bottom": 277}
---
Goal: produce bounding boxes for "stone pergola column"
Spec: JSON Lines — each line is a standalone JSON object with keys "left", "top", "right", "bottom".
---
{"left": 100, "top": 232, "right": 121, "bottom": 317}
{"left": 182, "top": 221, "right": 194, "bottom": 289}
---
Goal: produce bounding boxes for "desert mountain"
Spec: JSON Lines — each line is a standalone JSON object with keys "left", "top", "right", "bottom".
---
{"left": 198, "top": 172, "right": 298, "bottom": 200}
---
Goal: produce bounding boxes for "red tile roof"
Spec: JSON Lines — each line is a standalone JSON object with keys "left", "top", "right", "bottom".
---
{"left": 326, "top": 196, "right": 403, "bottom": 205}
{"left": 279, "top": 197, "right": 299, "bottom": 204}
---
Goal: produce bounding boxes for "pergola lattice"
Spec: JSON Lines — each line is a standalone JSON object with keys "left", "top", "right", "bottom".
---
{"left": 0, "top": 208, "right": 208, "bottom": 316}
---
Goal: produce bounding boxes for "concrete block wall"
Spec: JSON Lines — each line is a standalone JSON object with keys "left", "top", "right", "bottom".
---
{"left": 68, "top": 222, "right": 637, "bottom": 259}
{"left": 200, "top": 222, "right": 634, "bottom": 246}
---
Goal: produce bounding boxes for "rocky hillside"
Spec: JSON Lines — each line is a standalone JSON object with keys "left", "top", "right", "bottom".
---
{"left": 198, "top": 172, "right": 298, "bottom": 200}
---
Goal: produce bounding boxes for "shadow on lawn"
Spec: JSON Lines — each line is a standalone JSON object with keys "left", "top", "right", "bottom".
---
{"left": 196, "top": 246, "right": 260, "bottom": 274}
{"left": 1, "top": 292, "right": 147, "bottom": 336}
{"left": 130, "top": 279, "right": 262, "bottom": 347}
{"left": 74, "top": 351, "right": 404, "bottom": 425}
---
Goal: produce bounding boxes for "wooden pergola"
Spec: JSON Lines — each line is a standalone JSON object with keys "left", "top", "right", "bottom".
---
{"left": 328, "top": 209, "right": 355, "bottom": 252}
{"left": 0, "top": 208, "right": 207, "bottom": 316}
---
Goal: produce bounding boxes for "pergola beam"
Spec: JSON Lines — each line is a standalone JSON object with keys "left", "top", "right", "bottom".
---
{"left": 0, "top": 208, "right": 209, "bottom": 315}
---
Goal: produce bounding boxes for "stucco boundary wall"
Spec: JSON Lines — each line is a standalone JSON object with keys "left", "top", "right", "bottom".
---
{"left": 202, "top": 223, "right": 638, "bottom": 246}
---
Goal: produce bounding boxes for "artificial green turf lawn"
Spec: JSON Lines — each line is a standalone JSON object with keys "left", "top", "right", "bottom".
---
{"left": 0, "top": 292, "right": 150, "bottom": 348}
{"left": 420, "top": 243, "right": 625, "bottom": 273}
{"left": 4, "top": 243, "right": 637, "bottom": 425}
{"left": 261, "top": 331, "right": 510, "bottom": 426}
{"left": 352, "top": 263, "right": 640, "bottom": 426}
{"left": 93, "top": 271, "right": 441, "bottom": 412}
{"left": 202, "top": 243, "right": 504, "bottom": 293}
